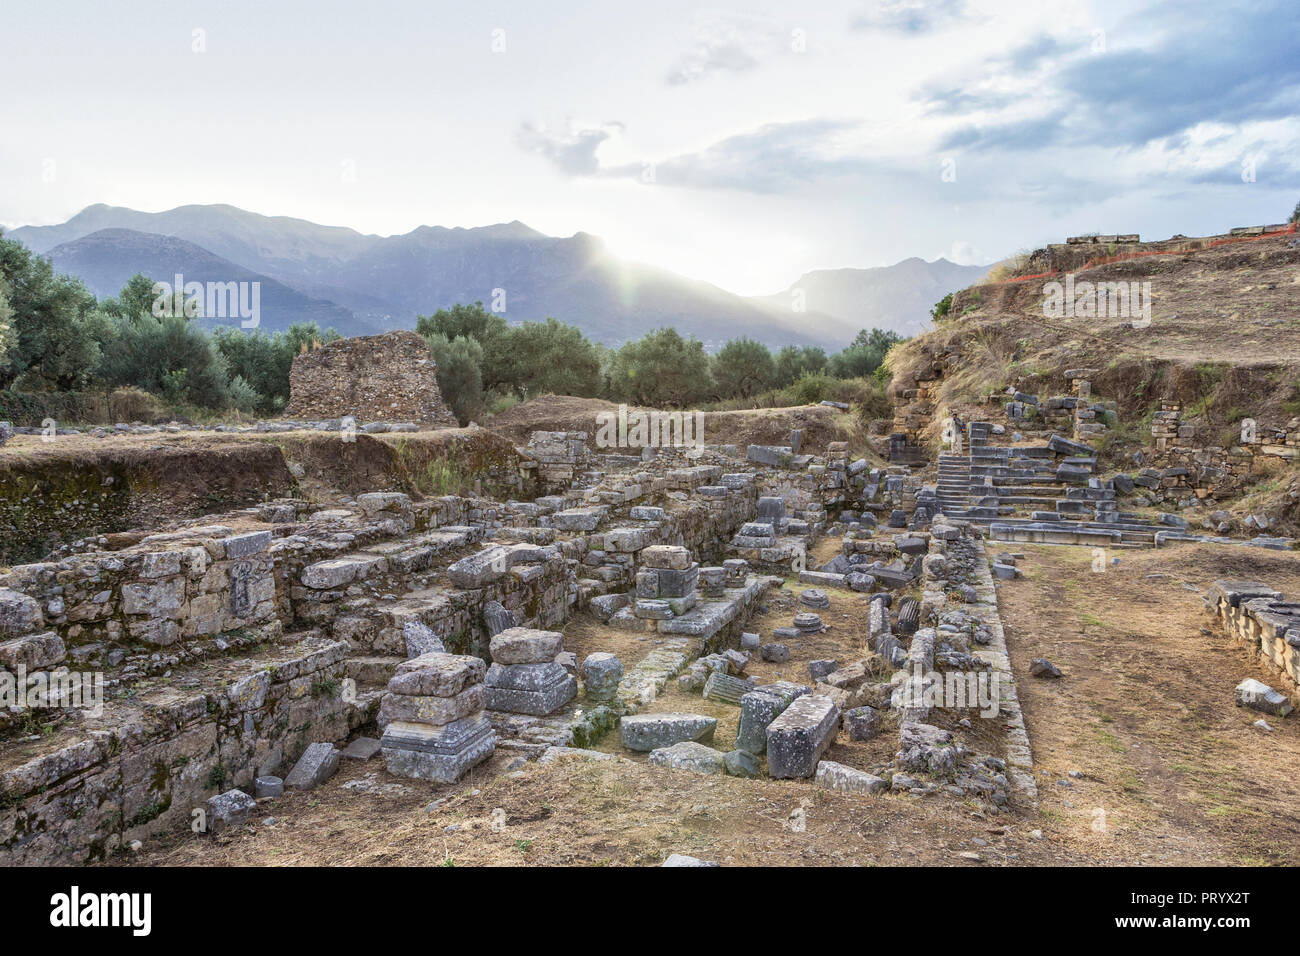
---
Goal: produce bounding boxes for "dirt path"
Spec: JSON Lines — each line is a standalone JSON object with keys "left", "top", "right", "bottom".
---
{"left": 997, "top": 541, "right": 1300, "bottom": 865}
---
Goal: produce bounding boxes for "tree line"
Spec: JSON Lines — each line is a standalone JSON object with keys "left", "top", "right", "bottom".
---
{"left": 0, "top": 232, "right": 903, "bottom": 424}
{"left": 418, "top": 302, "right": 902, "bottom": 423}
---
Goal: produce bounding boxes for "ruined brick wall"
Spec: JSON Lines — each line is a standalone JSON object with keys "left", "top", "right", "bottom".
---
{"left": 284, "top": 330, "right": 458, "bottom": 428}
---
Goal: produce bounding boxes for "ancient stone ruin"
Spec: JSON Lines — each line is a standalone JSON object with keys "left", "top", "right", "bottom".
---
{"left": 284, "top": 330, "right": 458, "bottom": 428}
{"left": 4, "top": 309, "right": 1299, "bottom": 868}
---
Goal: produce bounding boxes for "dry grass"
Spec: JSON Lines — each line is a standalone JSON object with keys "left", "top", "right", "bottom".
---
{"left": 998, "top": 541, "right": 1300, "bottom": 865}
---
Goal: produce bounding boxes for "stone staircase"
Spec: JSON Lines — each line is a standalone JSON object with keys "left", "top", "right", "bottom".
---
{"left": 953, "top": 423, "right": 1171, "bottom": 547}
{"left": 936, "top": 452, "right": 971, "bottom": 517}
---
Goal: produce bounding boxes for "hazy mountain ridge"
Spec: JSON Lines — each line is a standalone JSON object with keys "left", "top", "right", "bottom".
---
{"left": 749, "top": 257, "right": 992, "bottom": 338}
{"left": 11, "top": 204, "right": 993, "bottom": 346}
{"left": 43, "top": 228, "right": 369, "bottom": 335}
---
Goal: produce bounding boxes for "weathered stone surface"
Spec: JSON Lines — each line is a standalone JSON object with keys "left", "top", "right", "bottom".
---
{"left": 205, "top": 789, "right": 256, "bottom": 835}
{"left": 844, "top": 705, "right": 881, "bottom": 741}
{"left": 581, "top": 652, "right": 623, "bottom": 702}
{"left": 724, "top": 749, "right": 761, "bottom": 778}
{"left": 702, "top": 670, "right": 756, "bottom": 705}
{"left": 378, "top": 684, "right": 486, "bottom": 728}
{"left": 800, "top": 588, "right": 830, "bottom": 609}
{"left": 551, "top": 508, "right": 604, "bottom": 532}
{"left": 848, "top": 572, "right": 876, "bottom": 593}
{"left": 1029, "top": 658, "right": 1062, "bottom": 678}
{"left": 301, "top": 556, "right": 377, "bottom": 590}
{"left": 760, "top": 643, "right": 790, "bottom": 663}
{"left": 1235, "top": 678, "right": 1293, "bottom": 716}
{"left": 284, "top": 742, "right": 340, "bottom": 790}
{"left": 808, "top": 659, "right": 838, "bottom": 682}
{"left": 447, "top": 547, "right": 510, "bottom": 588}
{"left": 389, "top": 653, "right": 486, "bottom": 697}
{"left": 815, "top": 760, "right": 887, "bottom": 795}
{"left": 483, "top": 600, "right": 518, "bottom": 636}
{"left": 538, "top": 746, "right": 617, "bottom": 764}
{"left": 484, "top": 662, "right": 577, "bottom": 715}
{"left": 254, "top": 776, "right": 283, "bottom": 798}
{"left": 223, "top": 530, "right": 272, "bottom": 559}
{"left": 490, "top": 627, "right": 564, "bottom": 665}
{"left": 284, "top": 329, "right": 457, "bottom": 427}
{"left": 342, "top": 737, "right": 382, "bottom": 760}
{"left": 640, "top": 545, "right": 692, "bottom": 570}
{"left": 767, "top": 695, "right": 841, "bottom": 779}
{"left": 621, "top": 712, "right": 718, "bottom": 751}
{"left": 648, "top": 741, "right": 727, "bottom": 775}
{"left": 793, "top": 612, "right": 823, "bottom": 633}
{"left": 589, "top": 592, "right": 631, "bottom": 622}
{"left": 403, "top": 621, "right": 446, "bottom": 658}
{"left": 381, "top": 714, "right": 495, "bottom": 783}
{"left": 735, "top": 682, "right": 810, "bottom": 753}
{"left": 0, "top": 631, "right": 65, "bottom": 670}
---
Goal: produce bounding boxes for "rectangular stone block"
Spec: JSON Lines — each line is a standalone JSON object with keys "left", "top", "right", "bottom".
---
{"left": 620, "top": 712, "right": 718, "bottom": 751}
{"left": 389, "top": 653, "right": 486, "bottom": 697}
{"left": 284, "top": 742, "right": 340, "bottom": 790}
{"left": 381, "top": 714, "right": 495, "bottom": 783}
{"left": 640, "top": 545, "right": 692, "bottom": 570}
{"left": 766, "top": 695, "right": 841, "bottom": 779}
{"left": 735, "top": 682, "right": 809, "bottom": 753}
{"left": 484, "top": 662, "right": 577, "bottom": 715}
{"left": 378, "top": 684, "right": 485, "bottom": 727}
{"left": 489, "top": 627, "right": 564, "bottom": 665}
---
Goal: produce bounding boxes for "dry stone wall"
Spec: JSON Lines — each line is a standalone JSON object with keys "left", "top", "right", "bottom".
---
{"left": 284, "top": 330, "right": 458, "bottom": 428}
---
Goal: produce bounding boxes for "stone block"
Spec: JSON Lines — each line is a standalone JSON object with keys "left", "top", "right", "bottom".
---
{"left": 381, "top": 714, "right": 495, "bottom": 783}
{"left": 1235, "top": 678, "right": 1293, "bottom": 717}
{"left": 447, "top": 547, "right": 510, "bottom": 588}
{"left": 648, "top": 741, "right": 727, "bottom": 775}
{"left": 254, "top": 776, "right": 283, "bottom": 798}
{"left": 815, "top": 761, "right": 887, "bottom": 795}
{"left": 223, "top": 530, "right": 272, "bottom": 559}
{"left": 403, "top": 621, "right": 446, "bottom": 658}
{"left": 640, "top": 545, "right": 692, "bottom": 570}
{"left": 735, "top": 682, "right": 809, "bottom": 753}
{"left": 389, "top": 653, "right": 486, "bottom": 697}
{"left": 489, "top": 627, "right": 565, "bottom": 665}
{"left": 0, "top": 631, "right": 65, "bottom": 670}
{"left": 0, "top": 589, "right": 43, "bottom": 636}
{"left": 844, "top": 705, "right": 881, "bottom": 741}
{"left": 702, "top": 670, "right": 756, "bottom": 705}
{"left": 205, "top": 789, "right": 257, "bottom": 835}
{"left": 581, "top": 652, "right": 623, "bottom": 702}
{"left": 484, "top": 662, "right": 577, "bottom": 715}
{"left": 620, "top": 712, "right": 718, "bottom": 751}
{"left": 378, "top": 684, "right": 486, "bottom": 728}
{"left": 284, "top": 742, "right": 340, "bottom": 790}
{"left": 767, "top": 695, "right": 841, "bottom": 779}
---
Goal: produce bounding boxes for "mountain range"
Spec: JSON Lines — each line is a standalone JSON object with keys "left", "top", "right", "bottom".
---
{"left": 8, "top": 203, "right": 990, "bottom": 347}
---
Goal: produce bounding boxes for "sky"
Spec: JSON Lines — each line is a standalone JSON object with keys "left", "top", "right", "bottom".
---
{"left": 1, "top": 0, "right": 1297, "bottom": 295}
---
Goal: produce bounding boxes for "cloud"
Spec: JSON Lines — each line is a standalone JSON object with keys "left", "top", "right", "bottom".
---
{"left": 519, "top": 118, "right": 888, "bottom": 194}
{"left": 516, "top": 121, "right": 624, "bottom": 177}
{"left": 929, "top": 1, "right": 1300, "bottom": 153}
{"left": 664, "top": 13, "right": 787, "bottom": 86}
{"left": 851, "top": 0, "right": 969, "bottom": 35}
